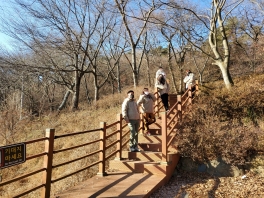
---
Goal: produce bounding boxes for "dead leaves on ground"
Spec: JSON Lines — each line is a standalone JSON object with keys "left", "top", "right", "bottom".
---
{"left": 150, "top": 171, "right": 264, "bottom": 198}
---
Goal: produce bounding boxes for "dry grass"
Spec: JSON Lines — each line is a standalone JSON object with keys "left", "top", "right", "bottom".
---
{"left": 0, "top": 85, "right": 150, "bottom": 197}
{"left": 0, "top": 75, "right": 264, "bottom": 197}
{"left": 175, "top": 73, "right": 264, "bottom": 166}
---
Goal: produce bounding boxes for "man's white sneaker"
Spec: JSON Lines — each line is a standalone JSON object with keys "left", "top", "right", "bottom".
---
{"left": 134, "top": 148, "right": 141, "bottom": 152}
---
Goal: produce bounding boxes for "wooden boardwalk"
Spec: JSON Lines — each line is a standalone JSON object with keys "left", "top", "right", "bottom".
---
{"left": 55, "top": 171, "right": 166, "bottom": 198}
{"left": 55, "top": 115, "right": 180, "bottom": 198}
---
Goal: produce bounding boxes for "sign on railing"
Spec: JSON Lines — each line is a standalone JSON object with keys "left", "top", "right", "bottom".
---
{"left": 0, "top": 143, "right": 26, "bottom": 169}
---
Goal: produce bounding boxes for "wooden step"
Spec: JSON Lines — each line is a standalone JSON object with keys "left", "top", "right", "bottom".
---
{"left": 138, "top": 143, "right": 161, "bottom": 152}
{"left": 138, "top": 134, "right": 161, "bottom": 143}
{"left": 138, "top": 133, "right": 177, "bottom": 143}
{"left": 140, "top": 128, "right": 162, "bottom": 135}
{"left": 127, "top": 151, "right": 162, "bottom": 161}
{"left": 109, "top": 159, "right": 169, "bottom": 175}
{"left": 55, "top": 172, "right": 167, "bottom": 198}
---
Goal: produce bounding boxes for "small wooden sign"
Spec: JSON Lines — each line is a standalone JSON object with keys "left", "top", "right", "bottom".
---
{"left": 0, "top": 143, "right": 26, "bottom": 169}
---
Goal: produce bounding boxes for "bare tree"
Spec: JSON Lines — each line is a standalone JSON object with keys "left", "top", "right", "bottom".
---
{"left": 141, "top": 28, "right": 166, "bottom": 88}
{"left": 228, "top": 5, "right": 264, "bottom": 73}
{"left": 114, "top": 0, "right": 157, "bottom": 87}
{"left": 160, "top": 0, "right": 245, "bottom": 89}
{"left": 143, "top": 33, "right": 151, "bottom": 87}
{"left": 1, "top": 0, "right": 118, "bottom": 110}
{"left": 250, "top": 0, "right": 264, "bottom": 14}
{"left": 192, "top": 49, "right": 210, "bottom": 86}
{"left": 160, "top": 28, "right": 190, "bottom": 93}
{"left": 101, "top": 26, "right": 129, "bottom": 93}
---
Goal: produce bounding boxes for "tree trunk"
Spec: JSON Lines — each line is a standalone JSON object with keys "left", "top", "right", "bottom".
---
{"left": 116, "top": 62, "right": 121, "bottom": 93}
{"left": 58, "top": 90, "right": 71, "bottom": 111}
{"left": 217, "top": 61, "right": 234, "bottom": 89}
{"left": 84, "top": 75, "right": 92, "bottom": 104}
{"left": 72, "top": 71, "right": 82, "bottom": 110}
{"left": 208, "top": 0, "right": 234, "bottom": 89}
{"left": 131, "top": 46, "right": 139, "bottom": 87}
{"left": 179, "top": 67, "right": 184, "bottom": 93}
{"left": 168, "top": 44, "right": 178, "bottom": 93}
{"left": 146, "top": 54, "right": 151, "bottom": 87}
{"left": 93, "top": 71, "right": 99, "bottom": 101}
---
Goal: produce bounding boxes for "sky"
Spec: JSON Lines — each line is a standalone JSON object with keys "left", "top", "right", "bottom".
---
{"left": 0, "top": 0, "right": 210, "bottom": 51}
{"left": 0, "top": 34, "right": 13, "bottom": 50}
{"left": 0, "top": 1, "right": 15, "bottom": 51}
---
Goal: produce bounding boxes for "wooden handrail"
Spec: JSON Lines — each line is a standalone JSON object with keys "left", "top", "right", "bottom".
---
{"left": 55, "top": 128, "right": 101, "bottom": 139}
{"left": 162, "top": 81, "right": 199, "bottom": 164}
{"left": 0, "top": 168, "right": 46, "bottom": 186}
{"left": 105, "top": 120, "right": 120, "bottom": 129}
{"left": 105, "top": 129, "right": 120, "bottom": 139}
{"left": 161, "top": 112, "right": 168, "bottom": 164}
{"left": 26, "top": 152, "right": 47, "bottom": 160}
{"left": 116, "top": 114, "right": 122, "bottom": 160}
{"left": 51, "top": 160, "right": 101, "bottom": 183}
{"left": 98, "top": 122, "right": 107, "bottom": 176}
{"left": 52, "top": 150, "right": 101, "bottom": 169}
{"left": 14, "top": 184, "right": 45, "bottom": 198}
{"left": 53, "top": 139, "right": 101, "bottom": 154}
{"left": 0, "top": 81, "right": 199, "bottom": 198}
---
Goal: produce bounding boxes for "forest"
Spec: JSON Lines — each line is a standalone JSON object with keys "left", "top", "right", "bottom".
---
{"left": 0, "top": 1, "right": 264, "bottom": 197}
{"left": 0, "top": 0, "right": 263, "bottom": 144}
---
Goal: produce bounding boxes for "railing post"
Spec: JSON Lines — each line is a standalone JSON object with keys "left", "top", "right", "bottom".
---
{"left": 188, "top": 84, "right": 192, "bottom": 105}
{"left": 97, "top": 122, "right": 107, "bottom": 176}
{"left": 195, "top": 80, "right": 199, "bottom": 96}
{"left": 41, "top": 128, "right": 55, "bottom": 198}
{"left": 177, "top": 95, "right": 182, "bottom": 121}
{"left": 155, "top": 87, "right": 160, "bottom": 117}
{"left": 161, "top": 112, "right": 168, "bottom": 164}
{"left": 140, "top": 113, "right": 144, "bottom": 134}
{"left": 115, "top": 114, "right": 122, "bottom": 160}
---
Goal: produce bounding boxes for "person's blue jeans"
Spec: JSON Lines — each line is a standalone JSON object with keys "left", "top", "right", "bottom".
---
{"left": 128, "top": 119, "right": 140, "bottom": 149}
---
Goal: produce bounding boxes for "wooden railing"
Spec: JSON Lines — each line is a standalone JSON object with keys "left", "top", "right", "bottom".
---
{"left": 160, "top": 80, "right": 199, "bottom": 164}
{"left": 0, "top": 80, "right": 199, "bottom": 198}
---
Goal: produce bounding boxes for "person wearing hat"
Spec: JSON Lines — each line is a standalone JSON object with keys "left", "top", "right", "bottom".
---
{"left": 122, "top": 90, "right": 141, "bottom": 152}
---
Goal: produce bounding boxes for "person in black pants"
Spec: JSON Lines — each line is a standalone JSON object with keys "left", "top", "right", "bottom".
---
{"left": 155, "top": 74, "right": 170, "bottom": 111}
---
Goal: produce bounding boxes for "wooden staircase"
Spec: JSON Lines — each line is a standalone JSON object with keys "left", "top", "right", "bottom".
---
{"left": 108, "top": 115, "right": 180, "bottom": 189}
{"left": 55, "top": 115, "right": 180, "bottom": 198}
{"left": 55, "top": 85, "right": 200, "bottom": 198}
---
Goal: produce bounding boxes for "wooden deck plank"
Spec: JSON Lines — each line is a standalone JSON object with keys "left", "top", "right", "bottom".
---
{"left": 54, "top": 172, "right": 166, "bottom": 198}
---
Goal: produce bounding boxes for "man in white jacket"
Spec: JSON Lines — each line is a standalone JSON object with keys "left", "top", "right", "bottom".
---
{"left": 122, "top": 90, "right": 141, "bottom": 152}
{"left": 183, "top": 70, "right": 194, "bottom": 90}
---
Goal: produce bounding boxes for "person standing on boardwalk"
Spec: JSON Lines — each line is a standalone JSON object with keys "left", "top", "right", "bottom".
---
{"left": 183, "top": 70, "right": 194, "bottom": 90}
{"left": 155, "top": 73, "right": 170, "bottom": 111}
{"left": 122, "top": 90, "right": 141, "bottom": 152}
{"left": 137, "top": 88, "right": 157, "bottom": 136}
{"left": 155, "top": 66, "right": 166, "bottom": 80}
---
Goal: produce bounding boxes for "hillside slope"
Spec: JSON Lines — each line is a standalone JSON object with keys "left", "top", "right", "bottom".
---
{"left": 174, "top": 73, "right": 264, "bottom": 166}
{"left": 151, "top": 74, "right": 264, "bottom": 198}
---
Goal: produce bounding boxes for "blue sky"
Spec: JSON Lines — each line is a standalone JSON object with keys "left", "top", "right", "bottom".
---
{"left": 0, "top": 34, "right": 13, "bottom": 50}
{"left": 0, "top": 1, "right": 14, "bottom": 50}
{"left": 0, "top": 0, "right": 210, "bottom": 51}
